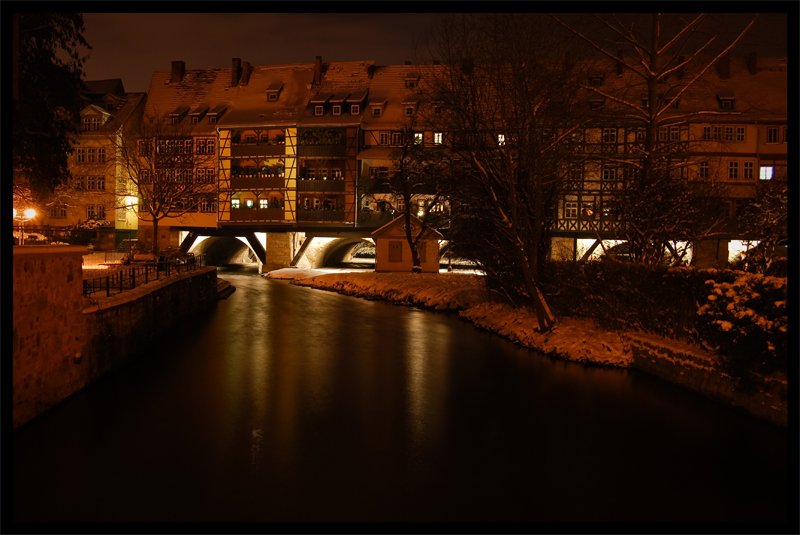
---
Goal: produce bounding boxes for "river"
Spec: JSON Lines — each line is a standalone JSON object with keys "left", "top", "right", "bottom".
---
{"left": 12, "top": 269, "right": 789, "bottom": 522}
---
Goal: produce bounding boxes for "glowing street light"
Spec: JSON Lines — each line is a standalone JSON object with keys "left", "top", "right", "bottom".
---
{"left": 13, "top": 208, "right": 36, "bottom": 245}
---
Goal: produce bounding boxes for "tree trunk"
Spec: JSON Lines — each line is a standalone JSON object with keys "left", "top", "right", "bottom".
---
{"left": 152, "top": 218, "right": 159, "bottom": 258}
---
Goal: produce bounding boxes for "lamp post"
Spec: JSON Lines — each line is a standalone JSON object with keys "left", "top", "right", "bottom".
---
{"left": 13, "top": 208, "right": 36, "bottom": 245}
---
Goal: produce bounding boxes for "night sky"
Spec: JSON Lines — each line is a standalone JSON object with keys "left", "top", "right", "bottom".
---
{"left": 81, "top": 13, "right": 438, "bottom": 93}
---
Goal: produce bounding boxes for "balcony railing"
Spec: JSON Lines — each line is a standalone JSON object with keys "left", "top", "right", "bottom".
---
{"left": 296, "top": 209, "right": 346, "bottom": 222}
{"left": 297, "top": 145, "right": 347, "bottom": 158}
{"left": 230, "top": 144, "right": 286, "bottom": 157}
{"left": 297, "top": 179, "right": 346, "bottom": 192}
{"left": 230, "top": 207, "right": 285, "bottom": 221}
{"left": 229, "top": 176, "right": 286, "bottom": 190}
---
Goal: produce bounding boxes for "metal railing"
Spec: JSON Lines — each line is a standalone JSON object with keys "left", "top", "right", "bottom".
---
{"left": 83, "top": 255, "right": 206, "bottom": 298}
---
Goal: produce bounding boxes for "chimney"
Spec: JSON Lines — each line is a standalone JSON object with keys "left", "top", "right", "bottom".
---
{"left": 748, "top": 52, "right": 757, "bottom": 75}
{"left": 616, "top": 50, "right": 624, "bottom": 76}
{"left": 314, "top": 56, "right": 322, "bottom": 85}
{"left": 677, "top": 55, "right": 685, "bottom": 79}
{"left": 241, "top": 61, "right": 251, "bottom": 85}
{"left": 232, "top": 57, "right": 241, "bottom": 86}
{"left": 717, "top": 52, "right": 730, "bottom": 80}
{"left": 171, "top": 60, "right": 185, "bottom": 83}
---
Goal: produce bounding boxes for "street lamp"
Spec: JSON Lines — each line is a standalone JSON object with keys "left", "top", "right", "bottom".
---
{"left": 13, "top": 208, "right": 36, "bottom": 245}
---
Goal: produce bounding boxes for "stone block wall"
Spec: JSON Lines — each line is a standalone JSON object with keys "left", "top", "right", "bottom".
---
{"left": 263, "top": 232, "right": 293, "bottom": 271}
{"left": 13, "top": 246, "right": 89, "bottom": 429}
{"left": 13, "top": 244, "right": 218, "bottom": 429}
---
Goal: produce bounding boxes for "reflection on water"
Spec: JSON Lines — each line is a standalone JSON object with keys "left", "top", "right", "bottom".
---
{"left": 13, "top": 271, "right": 789, "bottom": 523}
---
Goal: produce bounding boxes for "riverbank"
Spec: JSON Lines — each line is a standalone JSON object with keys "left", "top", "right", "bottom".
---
{"left": 267, "top": 267, "right": 786, "bottom": 426}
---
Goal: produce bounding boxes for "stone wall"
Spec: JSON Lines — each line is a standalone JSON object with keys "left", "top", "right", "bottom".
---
{"left": 13, "top": 246, "right": 89, "bottom": 429}
{"left": 263, "top": 232, "right": 293, "bottom": 271}
{"left": 13, "top": 245, "right": 217, "bottom": 429}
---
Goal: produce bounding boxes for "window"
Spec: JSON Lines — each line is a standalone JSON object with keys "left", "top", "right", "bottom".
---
{"left": 580, "top": 200, "right": 595, "bottom": 219}
{"left": 602, "top": 128, "right": 616, "bottom": 143}
{"left": 602, "top": 168, "right": 616, "bottom": 181}
{"left": 565, "top": 201, "right": 578, "bottom": 219}
{"left": 82, "top": 118, "right": 91, "bottom": 131}
{"left": 201, "top": 199, "right": 216, "bottom": 212}
{"left": 97, "top": 148, "right": 106, "bottom": 162}
{"left": 372, "top": 107, "right": 382, "bottom": 116}
{"left": 728, "top": 161, "right": 739, "bottom": 179}
{"left": 405, "top": 107, "right": 414, "bottom": 116}
{"left": 636, "top": 129, "right": 645, "bottom": 142}
{"left": 397, "top": 197, "right": 405, "bottom": 212}
{"left": 759, "top": 166, "right": 773, "bottom": 181}
{"left": 192, "top": 116, "right": 199, "bottom": 124}
{"left": 743, "top": 161, "right": 754, "bottom": 179}
{"left": 185, "top": 140, "right": 193, "bottom": 153}
{"left": 350, "top": 104, "right": 360, "bottom": 115}
{"left": 97, "top": 176, "right": 106, "bottom": 190}
{"left": 306, "top": 168, "right": 316, "bottom": 180}
{"left": 172, "top": 117, "right": 180, "bottom": 125}
{"left": 245, "top": 199, "right": 254, "bottom": 208}
{"left": 49, "top": 205, "right": 67, "bottom": 218}
{"left": 434, "top": 132, "right": 443, "bottom": 145}
{"left": 724, "top": 126, "right": 735, "bottom": 142}
{"left": 736, "top": 127, "right": 746, "bottom": 142}
{"left": 391, "top": 132, "right": 403, "bottom": 146}
{"left": 720, "top": 100, "right": 733, "bottom": 109}
{"left": 589, "top": 76, "right": 603, "bottom": 87}
{"left": 87, "top": 148, "right": 97, "bottom": 163}
{"left": 379, "top": 132, "right": 389, "bottom": 146}
{"left": 498, "top": 134, "right": 506, "bottom": 147}
{"left": 260, "top": 199, "right": 268, "bottom": 209}
{"left": 333, "top": 105, "right": 341, "bottom": 115}
{"left": 783, "top": 127, "right": 787, "bottom": 143}
{"left": 231, "top": 199, "right": 240, "bottom": 209}
{"left": 699, "top": 161, "right": 709, "bottom": 178}
{"left": 320, "top": 168, "right": 328, "bottom": 180}
{"left": 140, "top": 170, "right": 150, "bottom": 183}
{"left": 767, "top": 127, "right": 778, "bottom": 144}
{"left": 388, "top": 240, "right": 403, "bottom": 262}
{"left": 332, "top": 168, "right": 341, "bottom": 179}
{"left": 434, "top": 105, "right": 441, "bottom": 115}
{"left": 206, "top": 140, "right": 215, "bottom": 154}
{"left": 87, "top": 204, "right": 105, "bottom": 220}
{"left": 268, "top": 93, "right": 278, "bottom": 102}
{"left": 669, "top": 126, "right": 679, "bottom": 141}
{"left": 413, "top": 133, "right": 423, "bottom": 145}
{"left": 91, "top": 117, "right": 100, "bottom": 130}
{"left": 658, "top": 127, "right": 668, "bottom": 141}
{"left": 209, "top": 116, "right": 217, "bottom": 124}
{"left": 117, "top": 206, "right": 127, "bottom": 221}
{"left": 76, "top": 148, "right": 85, "bottom": 163}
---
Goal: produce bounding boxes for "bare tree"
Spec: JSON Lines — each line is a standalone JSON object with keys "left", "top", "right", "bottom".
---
{"left": 552, "top": 13, "right": 758, "bottom": 265}
{"left": 422, "top": 13, "right": 589, "bottom": 331}
{"left": 110, "top": 113, "right": 217, "bottom": 257}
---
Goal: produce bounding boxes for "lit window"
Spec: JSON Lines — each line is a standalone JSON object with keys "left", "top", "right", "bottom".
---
{"left": 434, "top": 132, "right": 443, "bottom": 144}
{"left": 759, "top": 166, "right": 773, "bottom": 181}
{"left": 260, "top": 199, "right": 268, "bottom": 209}
{"left": 350, "top": 104, "right": 360, "bottom": 115}
{"left": 332, "top": 168, "right": 341, "bottom": 179}
{"left": 414, "top": 133, "right": 423, "bottom": 145}
{"left": 602, "top": 128, "right": 616, "bottom": 143}
{"left": 581, "top": 200, "right": 595, "bottom": 219}
{"left": 728, "top": 161, "right": 739, "bottom": 179}
{"left": 333, "top": 105, "right": 341, "bottom": 115}
{"left": 743, "top": 161, "right": 754, "bottom": 179}
{"left": 498, "top": 134, "right": 506, "bottom": 147}
{"left": 245, "top": 199, "right": 254, "bottom": 208}
{"left": 699, "top": 161, "right": 709, "bottom": 178}
{"left": 232, "top": 199, "right": 240, "bottom": 209}
{"left": 766, "top": 127, "right": 778, "bottom": 144}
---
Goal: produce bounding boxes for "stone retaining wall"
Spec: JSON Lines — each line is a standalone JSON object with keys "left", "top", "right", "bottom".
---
{"left": 13, "top": 244, "right": 217, "bottom": 429}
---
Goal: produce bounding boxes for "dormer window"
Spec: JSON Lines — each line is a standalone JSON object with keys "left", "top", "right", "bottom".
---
{"left": 346, "top": 90, "right": 368, "bottom": 116}
{"left": 209, "top": 116, "right": 217, "bottom": 124}
{"left": 106, "top": 103, "right": 115, "bottom": 111}
{"left": 588, "top": 75, "right": 604, "bottom": 87}
{"left": 266, "top": 81, "right": 284, "bottom": 102}
{"left": 333, "top": 105, "right": 342, "bottom": 115}
{"left": 350, "top": 104, "right": 360, "bottom": 115}
{"left": 192, "top": 116, "right": 199, "bottom": 124}
{"left": 405, "top": 72, "right": 420, "bottom": 89}
{"left": 716, "top": 90, "right": 736, "bottom": 110}
{"left": 372, "top": 107, "right": 382, "bottom": 117}
{"left": 405, "top": 107, "right": 414, "bottom": 116}
{"left": 315, "top": 105, "right": 324, "bottom": 116}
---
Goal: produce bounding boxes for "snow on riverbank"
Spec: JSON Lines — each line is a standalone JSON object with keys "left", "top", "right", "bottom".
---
{"left": 267, "top": 268, "right": 632, "bottom": 367}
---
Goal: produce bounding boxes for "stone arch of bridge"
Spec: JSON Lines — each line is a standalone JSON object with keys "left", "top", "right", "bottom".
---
{"left": 189, "top": 236, "right": 259, "bottom": 266}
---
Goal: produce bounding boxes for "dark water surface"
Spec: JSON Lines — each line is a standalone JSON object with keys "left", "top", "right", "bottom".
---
{"left": 13, "top": 270, "right": 789, "bottom": 522}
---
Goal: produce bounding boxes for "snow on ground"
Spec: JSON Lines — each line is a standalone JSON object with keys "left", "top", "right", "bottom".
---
{"left": 278, "top": 269, "right": 634, "bottom": 367}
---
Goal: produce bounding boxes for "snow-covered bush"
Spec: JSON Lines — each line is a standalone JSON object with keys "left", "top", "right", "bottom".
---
{"left": 697, "top": 273, "right": 787, "bottom": 378}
